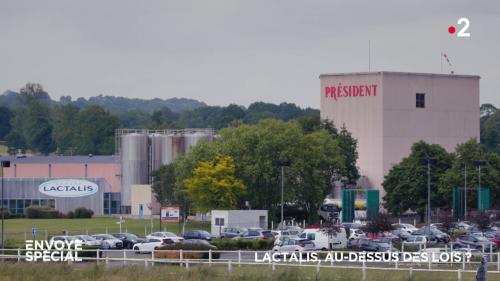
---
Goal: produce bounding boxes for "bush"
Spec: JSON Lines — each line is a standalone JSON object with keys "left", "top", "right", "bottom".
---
{"left": 72, "top": 207, "right": 94, "bottom": 218}
{"left": 155, "top": 243, "right": 220, "bottom": 259}
{"left": 211, "top": 238, "right": 275, "bottom": 250}
{"left": 0, "top": 208, "right": 24, "bottom": 219}
{"left": 26, "top": 206, "right": 59, "bottom": 219}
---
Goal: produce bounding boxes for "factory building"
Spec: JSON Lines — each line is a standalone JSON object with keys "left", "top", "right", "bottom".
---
{"left": 320, "top": 72, "right": 480, "bottom": 197}
{"left": 0, "top": 129, "right": 213, "bottom": 216}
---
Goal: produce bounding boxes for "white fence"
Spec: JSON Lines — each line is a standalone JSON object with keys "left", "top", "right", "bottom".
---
{"left": 0, "top": 249, "right": 500, "bottom": 281}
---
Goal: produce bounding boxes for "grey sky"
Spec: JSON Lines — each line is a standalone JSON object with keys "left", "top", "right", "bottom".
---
{"left": 1, "top": 0, "right": 499, "bottom": 108}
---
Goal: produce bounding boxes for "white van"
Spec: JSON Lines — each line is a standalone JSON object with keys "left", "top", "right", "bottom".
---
{"left": 299, "top": 228, "right": 348, "bottom": 250}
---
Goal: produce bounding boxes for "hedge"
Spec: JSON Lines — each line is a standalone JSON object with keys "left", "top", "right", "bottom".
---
{"left": 26, "top": 206, "right": 60, "bottom": 219}
{"left": 68, "top": 207, "right": 94, "bottom": 219}
{"left": 211, "top": 239, "right": 275, "bottom": 250}
{"left": 154, "top": 243, "right": 220, "bottom": 259}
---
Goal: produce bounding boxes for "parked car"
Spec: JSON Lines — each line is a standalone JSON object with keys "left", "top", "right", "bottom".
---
{"left": 391, "top": 229, "right": 412, "bottom": 241}
{"left": 412, "top": 227, "right": 450, "bottom": 243}
{"left": 272, "top": 238, "right": 315, "bottom": 254}
{"left": 349, "top": 228, "right": 366, "bottom": 239}
{"left": 492, "top": 233, "right": 500, "bottom": 247}
{"left": 183, "top": 230, "right": 214, "bottom": 241}
{"left": 92, "top": 234, "right": 124, "bottom": 249}
{"left": 50, "top": 236, "right": 78, "bottom": 243}
{"left": 180, "top": 239, "right": 217, "bottom": 249}
{"left": 299, "top": 228, "right": 347, "bottom": 250}
{"left": 359, "top": 239, "right": 397, "bottom": 252}
{"left": 234, "top": 228, "right": 274, "bottom": 240}
{"left": 73, "top": 235, "right": 102, "bottom": 247}
{"left": 348, "top": 238, "right": 369, "bottom": 250}
{"left": 133, "top": 238, "right": 173, "bottom": 253}
{"left": 112, "top": 233, "right": 145, "bottom": 249}
{"left": 392, "top": 223, "right": 418, "bottom": 234}
{"left": 146, "top": 232, "right": 184, "bottom": 243}
{"left": 220, "top": 227, "right": 247, "bottom": 238}
{"left": 455, "top": 235, "right": 497, "bottom": 252}
{"left": 404, "top": 235, "right": 434, "bottom": 247}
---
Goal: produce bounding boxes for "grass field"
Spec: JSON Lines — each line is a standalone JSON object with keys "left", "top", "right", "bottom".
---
{"left": 0, "top": 263, "right": 496, "bottom": 281}
{"left": 2, "top": 217, "right": 210, "bottom": 247}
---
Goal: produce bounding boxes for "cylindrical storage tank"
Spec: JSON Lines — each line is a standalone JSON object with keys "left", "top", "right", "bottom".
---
{"left": 183, "top": 131, "right": 213, "bottom": 154}
{"left": 160, "top": 134, "right": 174, "bottom": 165}
{"left": 171, "top": 135, "right": 185, "bottom": 160}
{"left": 121, "top": 133, "right": 149, "bottom": 210}
{"left": 149, "top": 134, "right": 165, "bottom": 173}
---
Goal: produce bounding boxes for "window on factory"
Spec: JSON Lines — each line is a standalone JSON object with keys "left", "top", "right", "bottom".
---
{"left": 416, "top": 93, "right": 425, "bottom": 108}
{"left": 2, "top": 199, "right": 55, "bottom": 214}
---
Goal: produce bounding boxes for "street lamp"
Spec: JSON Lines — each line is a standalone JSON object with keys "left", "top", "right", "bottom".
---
{"left": 275, "top": 160, "right": 291, "bottom": 230}
{"left": 1, "top": 160, "right": 11, "bottom": 250}
{"left": 474, "top": 160, "right": 486, "bottom": 210}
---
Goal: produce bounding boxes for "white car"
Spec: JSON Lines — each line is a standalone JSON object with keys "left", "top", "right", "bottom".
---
{"left": 92, "top": 234, "right": 124, "bottom": 249}
{"left": 299, "top": 228, "right": 347, "bottom": 250}
{"left": 272, "top": 238, "right": 315, "bottom": 254}
{"left": 133, "top": 238, "right": 172, "bottom": 253}
{"left": 146, "top": 232, "right": 184, "bottom": 243}
{"left": 73, "top": 235, "right": 102, "bottom": 247}
{"left": 392, "top": 223, "right": 418, "bottom": 234}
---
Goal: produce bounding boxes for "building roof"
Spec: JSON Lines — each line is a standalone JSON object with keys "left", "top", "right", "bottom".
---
{"left": 0, "top": 155, "right": 118, "bottom": 164}
{"left": 319, "top": 71, "right": 480, "bottom": 79}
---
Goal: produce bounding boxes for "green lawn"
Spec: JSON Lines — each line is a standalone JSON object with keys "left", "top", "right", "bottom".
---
{"left": 2, "top": 217, "right": 209, "bottom": 247}
{"left": 0, "top": 263, "right": 496, "bottom": 281}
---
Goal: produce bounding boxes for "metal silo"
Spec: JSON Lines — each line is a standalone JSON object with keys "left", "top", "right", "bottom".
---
{"left": 120, "top": 133, "right": 149, "bottom": 210}
{"left": 171, "top": 134, "right": 185, "bottom": 160}
{"left": 184, "top": 131, "right": 213, "bottom": 154}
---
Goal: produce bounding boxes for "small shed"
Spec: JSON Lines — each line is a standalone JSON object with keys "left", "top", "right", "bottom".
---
{"left": 211, "top": 210, "right": 268, "bottom": 236}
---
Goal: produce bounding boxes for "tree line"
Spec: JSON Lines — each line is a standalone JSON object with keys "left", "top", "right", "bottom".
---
{"left": 383, "top": 139, "right": 500, "bottom": 221}
{"left": 0, "top": 83, "right": 318, "bottom": 155}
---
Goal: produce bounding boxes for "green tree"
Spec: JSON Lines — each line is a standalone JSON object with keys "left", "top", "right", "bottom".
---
{"left": 151, "top": 164, "right": 177, "bottom": 205}
{"left": 183, "top": 155, "right": 246, "bottom": 212}
{"left": 52, "top": 104, "right": 80, "bottom": 154}
{"left": 481, "top": 109, "right": 500, "bottom": 154}
{"left": 438, "top": 139, "right": 500, "bottom": 208}
{"left": 0, "top": 106, "right": 12, "bottom": 140}
{"left": 6, "top": 83, "right": 55, "bottom": 154}
{"left": 383, "top": 141, "right": 453, "bottom": 221}
{"left": 73, "top": 106, "right": 120, "bottom": 155}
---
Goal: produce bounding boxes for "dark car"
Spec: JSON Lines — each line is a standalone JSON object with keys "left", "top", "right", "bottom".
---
{"left": 359, "top": 239, "right": 395, "bottom": 252}
{"left": 391, "top": 229, "right": 412, "bottom": 241}
{"left": 455, "top": 235, "right": 497, "bottom": 252}
{"left": 181, "top": 239, "right": 217, "bottom": 249}
{"left": 112, "top": 233, "right": 145, "bottom": 249}
{"left": 183, "top": 230, "right": 214, "bottom": 241}
{"left": 412, "top": 227, "right": 450, "bottom": 243}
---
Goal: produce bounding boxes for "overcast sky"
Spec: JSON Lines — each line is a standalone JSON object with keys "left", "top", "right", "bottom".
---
{"left": 1, "top": 1, "right": 498, "bottom": 108}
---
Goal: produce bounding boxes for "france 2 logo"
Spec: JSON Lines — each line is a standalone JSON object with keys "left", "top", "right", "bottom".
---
{"left": 448, "top": 17, "right": 470, "bottom": 37}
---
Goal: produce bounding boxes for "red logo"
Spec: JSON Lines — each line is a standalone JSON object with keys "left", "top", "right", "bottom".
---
{"left": 324, "top": 84, "right": 377, "bottom": 101}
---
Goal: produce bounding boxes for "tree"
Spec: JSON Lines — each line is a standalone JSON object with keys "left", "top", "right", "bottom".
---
{"left": 5, "top": 83, "right": 55, "bottom": 154}
{"left": 151, "top": 164, "right": 177, "bottom": 205}
{"left": 383, "top": 141, "right": 453, "bottom": 221}
{"left": 362, "top": 212, "right": 394, "bottom": 235}
{"left": 175, "top": 119, "right": 351, "bottom": 223}
{"left": 183, "top": 155, "right": 246, "bottom": 212}
{"left": 73, "top": 106, "right": 120, "bottom": 155}
{"left": 319, "top": 222, "right": 342, "bottom": 250}
{"left": 52, "top": 104, "right": 80, "bottom": 154}
{"left": 0, "top": 106, "right": 12, "bottom": 140}
{"left": 481, "top": 109, "right": 500, "bottom": 154}
{"left": 471, "top": 211, "right": 491, "bottom": 234}
{"left": 438, "top": 139, "right": 500, "bottom": 208}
